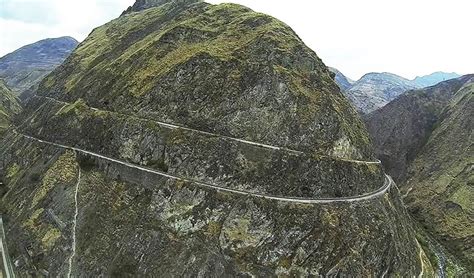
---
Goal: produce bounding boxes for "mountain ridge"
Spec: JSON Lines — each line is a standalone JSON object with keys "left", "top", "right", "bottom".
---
{"left": 330, "top": 68, "right": 462, "bottom": 113}
{"left": 0, "top": 36, "right": 78, "bottom": 95}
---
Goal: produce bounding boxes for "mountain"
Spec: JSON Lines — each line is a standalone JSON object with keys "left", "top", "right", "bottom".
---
{"left": 406, "top": 80, "right": 474, "bottom": 270}
{"left": 339, "top": 71, "right": 461, "bottom": 114}
{"left": 366, "top": 74, "right": 474, "bottom": 271}
{"left": 0, "top": 37, "right": 78, "bottom": 95}
{"left": 0, "top": 80, "right": 21, "bottom": 135}
{"left": 0, "top": 0, "right": 429, "bottom": 276}
{"left": 414, "top": 72, "right": 461, "bottom": 88}
{"left": 329, "top": 67, "right": 353, "bottom": 91}
{"left": 345, "top": 72, "right": 420, "bottom": 114}
{"left": 365, "top": 75, "right": 473, "bottom": 182}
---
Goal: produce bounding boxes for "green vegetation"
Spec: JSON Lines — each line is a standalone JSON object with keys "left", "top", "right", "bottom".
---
{"left": 31, "top": 151, "right": 78, "bottom": 208}
{"left": 0, "top": 79, "right": 21, "bottom": 134}
{"left": 405, "top": 81, "right": 474, "bottom": 270}
{"left": 55, "top": 98, "right": 88, "bottom": 118}
{"left": 36, "top": 0, "right": 373, "bottom": 159}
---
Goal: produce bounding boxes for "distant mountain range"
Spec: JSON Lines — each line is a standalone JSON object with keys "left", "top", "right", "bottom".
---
{"left": 0, "top": 36, "right": 78, "bottom": 95}
{"left": 329, "top": 68, "right": 461, "bottom": 113}
{"left": 413, "top": 71, "right": 461, "bottom": 87}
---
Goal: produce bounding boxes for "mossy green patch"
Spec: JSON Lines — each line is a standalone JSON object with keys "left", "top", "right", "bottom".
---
{"left": 31, "top": 151, "right": 78, "bottom": 208}
{"left": 23, "top": 208, "right": 45, "bottom": 230}
{"left": 55, "top": 98, "right": 88, "bottom": 118}
{"left": 449, "top": 186, "right": 474, "bottom": 213}
{"left": 41, "top": 227, "right": 61, "bottom": 250}
{"left": 6, "top": 163, "right": 20, "bottom": 179}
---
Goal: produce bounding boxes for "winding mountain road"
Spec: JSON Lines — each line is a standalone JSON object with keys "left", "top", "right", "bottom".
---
{"left": 18, "top": 132, "right": 392, "bottom": 204}
{"left": 35, "top": 95, "right": 381, "bottom": 165}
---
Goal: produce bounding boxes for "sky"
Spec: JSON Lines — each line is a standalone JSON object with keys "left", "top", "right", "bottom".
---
{"left": 1, "top": 0, "right": 473, "bottom": 80}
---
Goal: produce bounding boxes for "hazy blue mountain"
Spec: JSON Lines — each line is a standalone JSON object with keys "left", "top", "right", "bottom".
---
{"left": 344, "top": 72, "right": 420, "bottom": 114}
{"left": 0, "top": 36, "right": 78, "bottom": 94}
{"left": 413, "top": 71, "right": 461, "bottom": 87}
{"left": 329, "top": 67, "right": 354, "bottom": 91}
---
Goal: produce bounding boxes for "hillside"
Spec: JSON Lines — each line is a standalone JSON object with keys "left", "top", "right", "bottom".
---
{"left": 0, "top": 80, "right": 21, "bottom": 135}
{"left": 365, "top": 75, "right": 474, "bottom": 182}
{"left": 0, "top": 0, "right": 429, "bottom": 276}
{"left": 404, "top": 80, "right": 474, "bottom": 270}
{"left": 366, "top": 74, "right": 474, "bottom": 271}
{"left": 0, "top": 37, "right": 78, "bottom": 95}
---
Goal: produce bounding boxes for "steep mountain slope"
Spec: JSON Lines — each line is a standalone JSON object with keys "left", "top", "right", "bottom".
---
{"left": 365, "top": 75, "right": 474, "bottom": 182}
{"left": 0, "top": 0, "right": 429, "bottom": 276}
{"left": 366, "top": 74, "right": 474, "bottom": 271}
{"left": 345, "top": 72, "right": 420, "bottom": 114}
{"left": 329, "top": 67, "right": 353, "bottom": 91}
{"left": 0, "top": 37, "right": 78, "bottom": 95}
{"left": 404, "top": 81, "right": 474, "bottom": 270}
{"left": 414, "top": 71, "right": 461, "bottom": 88}
{"left": 0, "top": 80, "right": 21, "bottom": 135}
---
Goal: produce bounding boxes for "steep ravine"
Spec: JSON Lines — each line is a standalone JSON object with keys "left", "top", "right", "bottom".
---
{"left": 367, "top": 75, "right": 474, "bottom": 274}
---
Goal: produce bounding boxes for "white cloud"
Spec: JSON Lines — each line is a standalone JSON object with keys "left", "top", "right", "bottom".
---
{"left": 1, "top": 0, "right": 473, "bottom": 79}
{"left": 208, "top": 0, "right": 474, "bottom": 80}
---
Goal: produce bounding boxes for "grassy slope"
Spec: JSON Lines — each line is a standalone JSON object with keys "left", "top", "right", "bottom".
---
{"left": 38, "top": 2, "right": 372, "bottom": 159}
{"left": 0, "top": 80, "right": 21, "bottom": 134}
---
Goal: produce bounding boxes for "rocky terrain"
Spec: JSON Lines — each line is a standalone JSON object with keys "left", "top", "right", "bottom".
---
{"left": 366, "top": 74, "right": 474, "bottom": 272}
{"left": 0, "top": 80, "right": 21, "bottom": 136}
{"left": 0, "top": 37, "right": 78, "bottom": 96}
{"left": 0, "top": 0, "right": 432, "bottom": 276}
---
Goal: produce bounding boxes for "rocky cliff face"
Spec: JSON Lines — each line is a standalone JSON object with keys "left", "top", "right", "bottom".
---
{"left": 0, "top": 37, "right": 78, "bottom": 95}
{"left": 0, "top": 0, "right": 430, "bottom": 276}
{"left": 0, "top": 80, "right": 21, "bottom": 135}
{"left": 345, "top": 72, "right": 420, "bottom": 114}
{"left": 366, "top": 74, "right": 474, "bottom": 272}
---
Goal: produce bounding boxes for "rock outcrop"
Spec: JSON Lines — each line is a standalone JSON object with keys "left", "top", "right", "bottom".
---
{"left": 0, "top": 37, "right": 78, "bottom": 95}
{"left": 0, "top": 1, "right": 430, "bottom": 276}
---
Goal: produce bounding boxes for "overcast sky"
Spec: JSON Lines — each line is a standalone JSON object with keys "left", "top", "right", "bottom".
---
{"left": 1, "top": 0, "right": 473, "bottom": 80}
